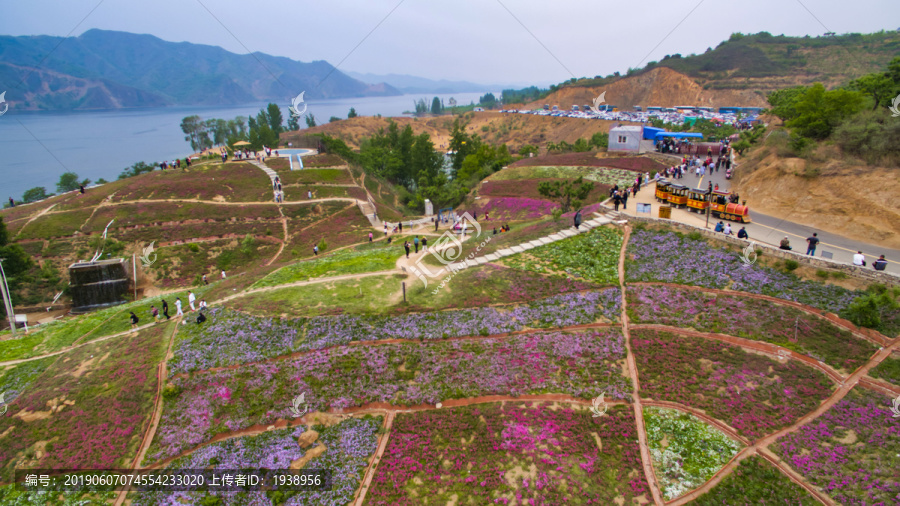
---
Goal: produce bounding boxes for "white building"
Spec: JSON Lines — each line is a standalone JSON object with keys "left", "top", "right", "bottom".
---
{"left": 608, "top": 126, "right": 643, "bottom": 152}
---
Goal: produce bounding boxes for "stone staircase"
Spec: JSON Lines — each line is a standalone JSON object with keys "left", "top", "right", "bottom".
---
{"left": 446, "top": 214, "right": 613, "bottom": 271}
{"left": 248, "top": 160, "right": 279, "bottom": 201}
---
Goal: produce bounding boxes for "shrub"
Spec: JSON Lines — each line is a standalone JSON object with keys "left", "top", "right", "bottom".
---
{"left": 188, "top": 243, "right": 200, "bottom": 253}
{"left": 815, "top": 269, "right": 829, "bottom": 278}
{"left": 784, "top": 259, "right": 799, "bottom": 271}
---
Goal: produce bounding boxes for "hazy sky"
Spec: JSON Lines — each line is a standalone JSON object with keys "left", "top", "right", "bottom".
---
{"left": 2, "top": 0, "right": 898, "bottom": 86}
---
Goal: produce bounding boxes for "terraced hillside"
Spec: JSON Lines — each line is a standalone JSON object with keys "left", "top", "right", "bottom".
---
{"left": 1, "top": 210, "right": 897, "bottom": 505}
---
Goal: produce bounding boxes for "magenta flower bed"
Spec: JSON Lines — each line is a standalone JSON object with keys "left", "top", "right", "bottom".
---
{"left": 771, "top": 387, "right": 900, "bottom": 505}
{"left": 366, "top": 402, "right": 648, "bottom": 505}
{"left": 626, "top": 285, "right": 877, "bottom": 373}
{"left": 150, "top": 329, "right": 629, "bottom": 461}
{"left": 631, "top": 329, "right": 834, "bottom": 439}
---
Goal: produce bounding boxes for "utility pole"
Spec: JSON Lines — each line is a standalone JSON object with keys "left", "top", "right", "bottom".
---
{"left": 705, "top": 189, "right": 712, "bottom": 229}
{"left": 0, "top": 259, "right": 16, "bottom": 337}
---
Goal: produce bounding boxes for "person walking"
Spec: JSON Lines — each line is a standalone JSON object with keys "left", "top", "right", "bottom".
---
{"left": 162, "top": 299, "right": 170, "bottom": 320}
{"left": 368, "top": 232, "right": 373, "bottom": 243}
{"left": 621, "top": 190, "right": 628, "bottom": 210}
{"left": 399, "top": 221, "right": 403, "bottom": 232}
{"left": 613, "top": 192, "right": 621, "bottom": 211}
{"left": 130, "top": 311, "right": 139, "bottom": 330}
{"left": 737, "top": 227, "right": 748, "bottom": 239}
{"left": 421, "top": 236, "right": 427, "bottom": 252}
{"left": 221, "top": 270, "right": 227, "bottom": 279}
{"left": 151, "top": 305, "right": 159, "bottom": 321}
{"left": 853, "top": 251, "right": 866, "bottom": 267}
{"left": 79, "top": 185, "right": 85, "bottom": 195}
{"left": 414, "top": 236, "right": 419, "bottom": 253}
{"left": 779, "top": 237, "right": 792, "bottom": 250}
{"left": 8, "top": 197, "right": 14, "bottom": 207}
{"left": 574, "top": 209, "right": 582, "bottom": 229}
{"left": 404, "top": 241, "right": 411, "bottom": 259}
{"left": 188, "top": 291, "right": 196, "bottom": 311}
{"left": 175, "top": 298, "right": 184, "bottom": 318}
{"left": 313, "top": 245, "right": 319, "bottom": 256}
{"left": 202, "top": 274, "right": 208, "bottom": 285}
{"left": 806, "top": 233, "right": 819, "bottom": 256}
{"left": 873, "top": 255, "right": 888, "bottom": 271}
{"left": 308, "top": 190, "right": 312, "bottom": 199}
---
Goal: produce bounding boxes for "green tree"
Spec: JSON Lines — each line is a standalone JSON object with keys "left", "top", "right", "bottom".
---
{"left": 118, "top": 161, "right": 156, "bottom": 180}
{"left": 22, "top": 187, "right": 50, "bottom": 203}
{"left": 348, "top": 107, "right": 358, "bottom": 118}
{"left": 479, "top": 92, "right": 497, "bottom": 109}
{"left": 57, "top": 172, "right": 89, "bottom": 193}
{"left": 448, "top": 119, "right": 480, "bottom": 176}
{"left": 767, "top": 86, "right": 807, "bottom": 122}
{"left": 589, "top": 132, "right": 609, "bottom": 148}
{"left": 287, "top": 115, "right": 300, "bottom": 131}
{"left": 266, "top": 103, "right": 284, "bottom": 135}
{"left": 851, "top": 73, "right": 895, "bottom": 110}
{"left": 430, "top": 97, "right": 443, "bottom": 115}
{"left": 414, "top": 98, "right": 428, "bottom": 115}
{"left": 786, "top": 83, "right": 865, "bottom": 139}
{"left": 538, "top": 177, "right": 595, "bottom": 213}
{"left": 329, "top": 116, "right": 342, "bottom": 123}
{"left": 0, "top": 216, "right": 7, "bottom": 246}
{"left": 180, "top": 115, "right": 207, "bottom": 151}
{"left": 305, "top": 114, "right": 317, "bottom": 128}
{"left": 518, "top": 144, "right": 539, "bottom": 157}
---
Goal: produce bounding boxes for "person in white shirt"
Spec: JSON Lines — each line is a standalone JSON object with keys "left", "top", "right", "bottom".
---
{"left": 199, "top": 299, "right": 208, "bottom": 310}
{"left": 221, "top": 270, "right": 226, "bottom": 279}
{"left": 723, "top": 224, "right": 732, "bottom": 236}
{"left": 175, "top": 298, "right": 184, "bottom": 317}
{"left": 853, "top": 251, "right": 866, "bottom": 267}
{"left": 188, "top": 291, "right": 196, "bottom": 311}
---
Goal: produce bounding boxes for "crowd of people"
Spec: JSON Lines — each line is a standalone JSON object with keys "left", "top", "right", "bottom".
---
{"left": 130, "top": 290, "right": 209, "bottom": 331}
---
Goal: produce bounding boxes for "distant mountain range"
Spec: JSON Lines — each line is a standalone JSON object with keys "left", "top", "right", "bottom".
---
{"left": 0, "top": 29, "right": 402, "bottom": 111}
{"left": 345, "top": 71, "right": 509, "bottom": 94}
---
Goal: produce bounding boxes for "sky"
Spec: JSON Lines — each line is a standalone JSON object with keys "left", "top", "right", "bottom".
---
{"left": 2, "top": 0, "right": 899, "bottom": 86}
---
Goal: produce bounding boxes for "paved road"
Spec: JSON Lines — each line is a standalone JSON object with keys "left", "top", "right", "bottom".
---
{"left": 673, "top": 162, "right": 900, "bottom": 275}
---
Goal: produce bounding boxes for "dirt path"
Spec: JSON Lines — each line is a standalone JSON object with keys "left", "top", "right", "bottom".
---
{"left": 619, "top": 225, "right": 665, "bottom": 505}
{"left": 353, "top": 411, "right": 394, "bottom": 506}
{"left": 114, "top": 322, "right": 181, "bottom": 506}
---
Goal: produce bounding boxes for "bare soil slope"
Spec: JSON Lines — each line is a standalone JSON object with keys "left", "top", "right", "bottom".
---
{"left": 522, "top": 67, "right": 768, "bottom": 110}
{"left": 734, "top": 148, "right": 900, "bottom": 248}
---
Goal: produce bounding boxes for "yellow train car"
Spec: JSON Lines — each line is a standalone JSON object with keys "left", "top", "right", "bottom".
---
{"left": 655, "top": 179, "right": 671, "bottom": 203}
{"left": 667, "top": 184, "right": 689, "bottom": 208}
{"left": 687, "top": 188, "right": 709, "bottom": 213}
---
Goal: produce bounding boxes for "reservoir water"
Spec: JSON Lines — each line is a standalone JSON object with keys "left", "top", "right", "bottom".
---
{"left": 0, "top": 92, "right": 485, "bottom": 201}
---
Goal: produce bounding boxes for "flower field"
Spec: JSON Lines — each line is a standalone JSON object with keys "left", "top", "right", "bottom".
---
{"left": 501, "top": 226, "right": 622, "bottom": 284}
{"left": 366, "top": 403, "right": 649, "bottom": 505}
{"left": 150, "top": 329, "right": 629, "bottom": 461}
{"left": 771, "top": 387, "right": 900, "bottom": 505}
{"left": 626, "top": 228, "right": 861, "bottom": 314}
{"left": 691, "top": 456, "right": 819, "bottom": 505}
{"left": 111, "top": 162, "right": 273, "bottom": 202}
{"left": 133, "top": 416, "right": 380, "bottom": 505}
{"left": 868, "top": 351, "right": 900, "bottom": 386}
{"left": 476, "top": 197, "right": 559, "bottom": 221}
{"left": 0, "top": 324, "right": 169, "bottom": 482}
{"left": 644, "top": 407, "right": 742, "bottom": 500}
{"left": 169, "top": 290, "right": 621, "bottom": 374}
{"left": 630, "top": 329, "right": 834, "bottom": 438}
{"left": 626, "top": 284, "right": 878, "bottom": 373}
